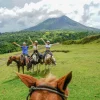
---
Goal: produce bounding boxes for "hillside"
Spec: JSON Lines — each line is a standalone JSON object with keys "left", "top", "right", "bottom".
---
{"left": 62, "top": 34, "right": 100, "bottom": 44}
{"left": 24, "top": 15, "right": 100, "bottom": 31}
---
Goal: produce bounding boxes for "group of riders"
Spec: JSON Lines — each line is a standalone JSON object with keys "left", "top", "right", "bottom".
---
{"left": 13, "top": 38, "right": 56, "bottom": 66}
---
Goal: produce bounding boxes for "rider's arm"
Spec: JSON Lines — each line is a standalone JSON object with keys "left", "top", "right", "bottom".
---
{"left": 41, "top": 38, "right": 46, "bottom": 45}
{"left": 13, "top": 42, "right": 21, "bottom": 47}
{"left": 50, "top": 42, "right": 59, "bottom": 46}
{"left": 29, "top": 36, "right": 34, "bottom": 46}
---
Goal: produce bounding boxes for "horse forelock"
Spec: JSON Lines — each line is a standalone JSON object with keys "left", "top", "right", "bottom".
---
{"left": 45, "top": 73, "right": 57, "bottom": 82}
{"left": 36, "top": 74, "right": 57, "bottom": 87}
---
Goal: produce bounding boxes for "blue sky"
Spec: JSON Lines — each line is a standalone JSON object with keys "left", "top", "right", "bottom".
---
{"left": 0, "top": 0, "right": 100, "bottom": 32}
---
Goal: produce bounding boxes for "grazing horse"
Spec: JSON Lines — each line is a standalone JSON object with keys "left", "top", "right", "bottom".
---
{"left": 7, "top": 55, "right": 26, "bottom": 73}
{"left": 27, "top": 53, "right": 43, "bottom": 72}
{"left": 17, "top": 71, "right": 72, "bottom": 100}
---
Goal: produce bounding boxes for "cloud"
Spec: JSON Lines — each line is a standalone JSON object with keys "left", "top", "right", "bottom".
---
{"left": 74, "top": 11, "right": 78, "bottom": 14}
{"left": 0, "top": 21, "right": 4, "bottom": 27}
{"left": 81, "top": 1, "right": 100, "bottom": 23}
{"left": 89, "top": 1, "right": 100, "bottom": 7}
{"left": 0, "top": 1, "right": 65, "bottom": 32}
{"left": 0, "top": 0, "right": 42, "bottom": 8}
{"left": 98, "top": 11, "right": 100, "bottom": 15}
{"left": 0, "top": 0, "right": 100, "bottom": 32}
{"left": 82, "top": 4, "right": 90, "bottom": 23}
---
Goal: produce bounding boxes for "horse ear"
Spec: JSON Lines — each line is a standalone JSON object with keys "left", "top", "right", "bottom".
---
{"left": 57, "top": 71, "right": 72, "bottom": 92}
{"left": 10, "top": 56, "right": 12, "bottom": 58}
{"left": 17, "top": 73, "right": 37, "bottom": 88}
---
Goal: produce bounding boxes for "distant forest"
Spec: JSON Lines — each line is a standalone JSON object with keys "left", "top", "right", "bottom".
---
{"left": 0, "top": 30, "right": 99, "bottom": 54}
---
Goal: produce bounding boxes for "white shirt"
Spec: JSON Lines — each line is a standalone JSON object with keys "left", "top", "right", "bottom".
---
{"left": 33, "top": 45, "right": 38, "bottom": 50}
{"left": 45, "top": 44, "right": 51, "bottom": 50}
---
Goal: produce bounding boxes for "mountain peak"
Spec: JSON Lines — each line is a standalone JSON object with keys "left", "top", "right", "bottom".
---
{"left": 59, "top": 15, "right": 67, "bottom": 18}
{"left": 24, "top": 15, "right": 100, "bottom": 31}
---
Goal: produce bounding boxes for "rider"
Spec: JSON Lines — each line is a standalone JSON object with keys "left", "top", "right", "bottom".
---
{"left": 29, "top": 37, "right": 43, "bottom": 63}
{"left": 13, "top": 42, "right": 29, "bottom": 65}
{"left": 41, "top": 38, "right": 56, "bottom": 65}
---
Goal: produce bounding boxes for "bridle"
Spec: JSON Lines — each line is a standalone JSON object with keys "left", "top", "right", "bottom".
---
{"left": 26, "top": 85, "right": 68, "bottom": 100}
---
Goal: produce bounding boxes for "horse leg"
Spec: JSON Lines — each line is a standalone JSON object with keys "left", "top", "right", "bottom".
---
{"left": 45, "top": 64, "right": 46, "bottom": 71}
{"left": 38, "top": 64, "right": 40, "bottom": 72}
{"left": 22, "top": 66, "right": 24, "bottom": 74}
{"left": 48, "top": 65, "right": 50, "bottom": 70}
{"left": 44, "top": 64, "right": 47, "bottom": 73}
{"left": 32, "top": 65, "right": 34, "bottom": 73}
{"left": 37, "top": 65, "right": 39, "bottom": 73}
{"left": 17, "top": 65, "right": 20, "bottom": 73}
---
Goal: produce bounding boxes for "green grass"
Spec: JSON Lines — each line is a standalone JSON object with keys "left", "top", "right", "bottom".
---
{"left": 0, "top": 44, "right": 100, "bottom": 100}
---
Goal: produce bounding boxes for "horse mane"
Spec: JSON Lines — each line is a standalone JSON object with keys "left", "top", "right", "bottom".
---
{"left": 45, "top": 73, "right": 57, "bottom": 82}
{"left": 11, "top": 55, "right": 20, "bottom": 60}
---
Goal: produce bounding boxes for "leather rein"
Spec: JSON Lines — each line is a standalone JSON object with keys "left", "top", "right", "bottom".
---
{"left": 26, "top": 85, "right": 68, "bottom": 100}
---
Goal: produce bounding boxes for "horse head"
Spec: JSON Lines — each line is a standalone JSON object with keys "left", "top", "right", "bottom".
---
{"left": 27, "top": 61, "right": 33, "bottom": 71}
{"left": 7, "top": 56, "right": 13, "bottom": 66}
{"left": 17, "top": 71, "right": 72, "bottom": 100}
{"left": 7, "top": 56, "right": 20, "bottom": 66}
{"left": 44, "top": 54, "right": 52, "bottom": 65}
{"left": 45, "top": 54, "right": 52, "bottom": 59}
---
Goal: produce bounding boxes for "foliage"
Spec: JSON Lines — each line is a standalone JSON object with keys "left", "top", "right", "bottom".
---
{"left": 0, "top": 30, "right": 99, "bottom": 54}
{"left": 62, "top": 34, "right": 100, "bottom": 45}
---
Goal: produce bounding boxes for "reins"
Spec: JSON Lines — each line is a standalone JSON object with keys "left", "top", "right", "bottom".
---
{"left": 26, "top": 85, "right": 68, "bottom": 100}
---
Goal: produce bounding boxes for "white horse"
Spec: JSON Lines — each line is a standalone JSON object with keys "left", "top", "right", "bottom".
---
{"left": 27, "top": 53, "right": 41, "bottom": 73}
{"left": 44, "top": 53, "right": 56, "bottom": 70}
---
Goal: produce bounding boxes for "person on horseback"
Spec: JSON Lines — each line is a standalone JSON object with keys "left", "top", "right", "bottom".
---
{"left": 41, "top": 38, "right": 56, "bottom": 65}
{"left": 13, "top": 42, "right": 29, "bottom": 65}
{"left": 29, "top": 37, "right": 43, "bottom": 63}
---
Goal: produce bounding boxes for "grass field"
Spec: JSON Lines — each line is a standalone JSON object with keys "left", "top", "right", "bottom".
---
{"left": 0, "top": 43, "right": 100, "bottom": 100}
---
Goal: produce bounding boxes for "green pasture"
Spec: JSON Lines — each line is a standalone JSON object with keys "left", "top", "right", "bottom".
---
{"left": 0, "top": 43, "right": 100, "bottom": 100}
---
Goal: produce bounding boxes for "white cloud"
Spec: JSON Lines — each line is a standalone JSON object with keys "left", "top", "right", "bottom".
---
{"left": 0, "top": 0, "right": 100, "bottom": 32}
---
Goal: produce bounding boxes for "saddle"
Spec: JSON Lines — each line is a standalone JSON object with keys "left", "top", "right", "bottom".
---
{"left": 20, "top": 54, "right": 30, "bottom": 64}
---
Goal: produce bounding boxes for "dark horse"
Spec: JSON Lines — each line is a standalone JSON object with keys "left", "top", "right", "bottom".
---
{"left": 27, "top": 52, "right": 43, "bottom": 72}
{"left": 7, "top": 55, "right": 26, "bottom": 73}
{"left": 17, "top": 71, "right": 72, "bottom": 100}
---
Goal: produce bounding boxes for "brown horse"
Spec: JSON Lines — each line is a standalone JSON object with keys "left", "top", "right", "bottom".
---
{"left": 17, "top": 71, "right": 72, "bottom": 100}
{"left": 7, "top": 55, "right": 26, "bottom": 73}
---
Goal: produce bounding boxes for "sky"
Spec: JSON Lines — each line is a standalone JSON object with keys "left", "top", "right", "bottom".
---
{"left": 0, "top": 0, "right": 100, "bottom": 32}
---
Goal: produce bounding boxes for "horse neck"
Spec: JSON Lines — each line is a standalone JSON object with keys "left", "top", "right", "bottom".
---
{"left": 12, "top": 57, "right": 19, "bottom": 64}
{"left": 32, "top": 54, "right": 39, "bottom": 62}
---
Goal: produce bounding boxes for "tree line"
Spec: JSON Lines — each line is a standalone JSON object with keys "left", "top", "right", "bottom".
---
{"left": 0, "top": 30, "right": 99, "bottom": 54}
